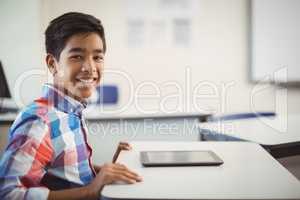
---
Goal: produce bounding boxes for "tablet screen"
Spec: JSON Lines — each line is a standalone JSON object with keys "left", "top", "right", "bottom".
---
{"left": 140, "top": 151, "right": 223, "bottom": 167}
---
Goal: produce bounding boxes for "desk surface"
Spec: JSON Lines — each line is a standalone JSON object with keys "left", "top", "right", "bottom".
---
{"left": 84, "top": 107, "right": 210, "bottom": 121}
{"left": 102, "top": 141, "right": 300, "bottom": 200}
{"left": 0, "top": 112, "right": 18, "bottom": 123}
{"left": 0, "top": 110, "right": 210, "bottom": 122}
{"left": 200, "top": 114, "right": 300, "bottom": 146}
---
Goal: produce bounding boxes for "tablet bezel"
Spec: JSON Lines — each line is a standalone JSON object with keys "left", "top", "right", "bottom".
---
{"left": 140, "top": 150, "right": 224, "bottom": 167}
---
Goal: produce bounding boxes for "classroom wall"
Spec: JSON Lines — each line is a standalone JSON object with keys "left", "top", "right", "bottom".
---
{"left": 1, "top": 0, "right": 300, "bottom": 115}
{"left": 41, "top": 0, "right": 300, "bottom": 116}
{"left": 0, "top": 0, "right": 44, "bottom": 104}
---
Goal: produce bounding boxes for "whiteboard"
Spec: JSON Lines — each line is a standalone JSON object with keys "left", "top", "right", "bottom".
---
{"left": 251, "top": 0, "right": 300, "bottom": 83}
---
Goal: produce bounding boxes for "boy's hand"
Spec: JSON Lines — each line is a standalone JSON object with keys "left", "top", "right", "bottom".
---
{"left": 112, "top": 142, "right": 132, "bottom": 163}
{"left": 88, "top": 163, "right": 142, "bottom": 198}
{"left": 93, "top": 165, "right": 102, "bottom": 173}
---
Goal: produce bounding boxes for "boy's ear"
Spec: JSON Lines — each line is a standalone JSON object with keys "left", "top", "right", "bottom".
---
{"left": 46, "top": 54, "right": 58, "bottom": 76}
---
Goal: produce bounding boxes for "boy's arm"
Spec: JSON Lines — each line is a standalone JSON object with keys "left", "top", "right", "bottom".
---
{"left": 0, "top": 117, "right": 142, "bottom": 200}
{"left": 93, "top": 164, "right": 102, "bottom": 173}
{"left": 0, "top": 117, "right": 92, "bottom": 200}
{"left": 0, "top": 118, "right": 52, "bottom": 200}
{"left": 48, "top": 163, "right": 142, "bottom": 200}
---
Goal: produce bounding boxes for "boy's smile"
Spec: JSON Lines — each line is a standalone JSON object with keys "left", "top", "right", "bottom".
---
{"left": 48, "top": 32, "right": 104, "bottom": 102}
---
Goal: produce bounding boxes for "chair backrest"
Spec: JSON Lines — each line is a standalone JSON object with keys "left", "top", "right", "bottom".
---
{"left": 95, "top": 85, "right": 119, "bottom": 104}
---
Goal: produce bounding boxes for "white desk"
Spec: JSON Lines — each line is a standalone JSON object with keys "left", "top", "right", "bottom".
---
{"left": 200, "top": 114, "right": 300, "bottom": 146}
{"left": 84, "top": 109, "right": 210, "bottom": 164}
{"left": 0, "top": 112, "right": 18, "bottom": 123}
{"left": 0, "top": 111, "right": 209, "bottom": 164}
{"left": 84, "top": 106, "right": 210, "bottom": 121}
{"left": 87, "top": 116, "right": 203, "bottom": 164}
{"left": 102, "top": 141, "right": 300, "bottom": 200}
{"left": 0, "top": 110, "right": 210, "bottom": 122}
{"left": 199, "top": 114, "right": 300, "bottom": 157}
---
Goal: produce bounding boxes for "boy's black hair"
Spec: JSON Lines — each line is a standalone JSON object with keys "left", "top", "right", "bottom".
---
{"left": 45, "top": 12, "right": 106, "bottom": 60}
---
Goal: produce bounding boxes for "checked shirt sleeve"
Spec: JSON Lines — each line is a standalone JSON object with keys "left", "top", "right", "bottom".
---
{"left": 0, "top": 116, "right": 53, "bottom": 200}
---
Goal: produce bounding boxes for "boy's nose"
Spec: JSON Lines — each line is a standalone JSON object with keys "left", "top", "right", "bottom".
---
{"left": 82, "top": 59, "right": 96, "bottom": 73}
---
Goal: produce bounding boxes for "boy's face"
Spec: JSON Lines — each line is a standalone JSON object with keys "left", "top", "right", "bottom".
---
{"left": 47, "top": 33, "right": 104, "bottom": 102}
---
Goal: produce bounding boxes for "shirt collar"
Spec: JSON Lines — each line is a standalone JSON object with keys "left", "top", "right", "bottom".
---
{"left": 41, "top": 83, "right": 87, "bottom": 116}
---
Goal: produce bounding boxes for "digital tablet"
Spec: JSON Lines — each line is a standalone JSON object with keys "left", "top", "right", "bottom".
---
{"left": 140, "top": 150, "right": 223, "bottom": 167}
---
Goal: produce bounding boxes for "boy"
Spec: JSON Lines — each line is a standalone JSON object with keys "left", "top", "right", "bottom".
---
{"left": 0, "top": 12, "right": 142, "bottom": 200}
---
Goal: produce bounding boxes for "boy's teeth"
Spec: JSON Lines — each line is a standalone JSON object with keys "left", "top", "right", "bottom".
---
{"left": 79, "top": 79, "right": 93, "bottom": 83}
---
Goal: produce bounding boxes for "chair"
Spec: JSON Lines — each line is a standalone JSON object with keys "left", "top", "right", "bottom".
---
{"left": 89, "top": 85, "right": 119, "bottom": 105}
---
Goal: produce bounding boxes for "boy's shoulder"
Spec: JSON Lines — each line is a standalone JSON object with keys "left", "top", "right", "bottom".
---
{"left": 8, "top": 99, "right": 53, "bottom": 140}
{"left": 20, "top": 99, "right": 57, "bottom": 122}
{"left": 11, "top": 98, "right": 66, "bottom": 131}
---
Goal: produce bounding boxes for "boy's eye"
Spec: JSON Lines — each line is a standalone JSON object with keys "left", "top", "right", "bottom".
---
{"left": 94, "top": 55, "right": 104, "bottom": 62}
{"left": 70, "top": 55, "right": 83, "bottom": 61}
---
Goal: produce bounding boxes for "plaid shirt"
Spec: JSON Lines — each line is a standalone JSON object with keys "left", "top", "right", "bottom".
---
{"left": 0, "top": 84, "right": 95, "bottom": 200}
